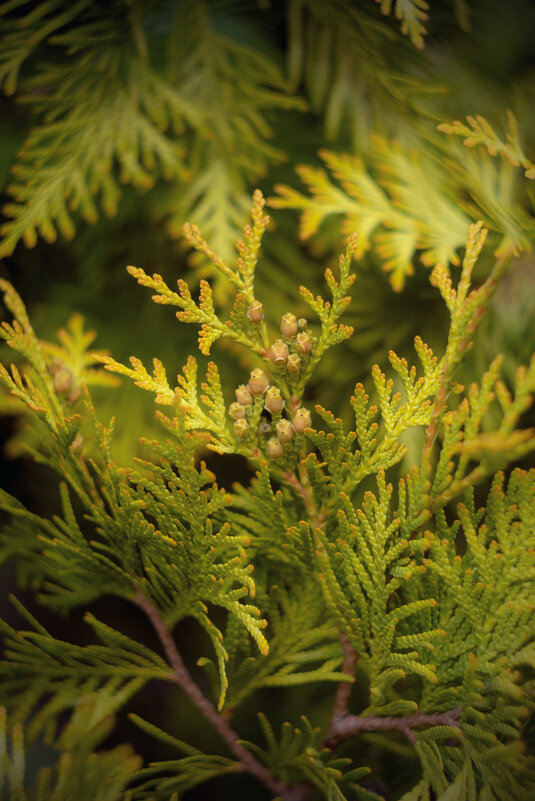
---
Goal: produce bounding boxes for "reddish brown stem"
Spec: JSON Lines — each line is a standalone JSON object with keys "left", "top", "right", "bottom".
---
{"left": 322, "top": 707, "right": 462, "bottom": 749}
{"left": 134, "top": 590, "right": 300, "bottom": 800}
{"left": 322, "top": 634, "right": 359, "bottom": 750}
{"left": 283, "top": 469, "right": 327, "bottom": 529}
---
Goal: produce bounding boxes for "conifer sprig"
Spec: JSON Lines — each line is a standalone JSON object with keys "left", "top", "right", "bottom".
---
{"left": 271, "top": 132, "right": 534, "bottom": 289}
{"left": 271, "top": 143, "right": 471, "bottom": 291}
{"left": 375, "top": 0, "right": 430, "bottom": 49}
{"left": 0, "top": 192, "right": 534, "bottom": 799}
{"left": 120, "top": 191, "right": 271, "bottom": 358}
{"left": 98, "top": 191, "right": 360, "bottom": 461}
{"left": 0, "top": 1, "right": 305, "bottom": 268}
{"left": 0, "top": 281, "right": 272, "bottom": 710}
{"left": 0, "top": 703, "right": 143, "bottom": 801}
{"left": 294, "top": 232, "right": 358, "bottom": 391}
{"left": 438, "top": 110, "right": 535, "bottom": 180}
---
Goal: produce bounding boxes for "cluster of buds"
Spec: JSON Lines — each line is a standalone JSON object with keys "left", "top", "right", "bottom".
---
{"left": 230, "top": 368, "right": 271, "bottom": 439}
{"left": 264, "top": 406, "right": 312, "bottom": 459}
{"left": 229, "top": 366, "right": 313, "bottom": 456}
{"left": 264, "top": 312, "right": 313, "bottom": 377}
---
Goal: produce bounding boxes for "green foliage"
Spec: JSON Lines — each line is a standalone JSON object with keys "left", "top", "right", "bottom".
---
{"left": 271, "top": 131, "right": 535, "bottom": 291}
{"left": 0, "top": 0, "right": 511, "bottom": 278}
{"left": 244, "top": 713, "right": 379, "bottom": 801}
{"left": 0, "top": 193, "right": 533, "bottom": 800}
{"left": 0, "top": 0, "right": 533, "bottom": 472}
{"left": 416, "top": 470, "right": 535, "bottom": 799}
{"left": 0, "top": 0, "right": 304, "bottom": 281}
{"left": 374, "top": 0, "right": 430, "bottom": 49}
{"left": 0, "top": 703, "right": 146, "bottom": 801}
{"left": 0, "top": 265, "right": 269, "bottom": 713}
{"left": 438, "top": 110, "right": 535, "bottom": 180}
{"left": 0, "top": 603, "right": 163, "bottom": 743}
{"left": 0, "top": 3, "right": 534, "bottom": 799}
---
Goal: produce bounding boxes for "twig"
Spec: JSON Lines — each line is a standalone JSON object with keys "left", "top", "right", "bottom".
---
{"left": 134, "top": 589, "right": 301, "bottom": 801}
{"left": 322, "top": 706, "right": 462, "bottom": 748}
{"left": 283, "top": 468, "right": 327, "bottom": 529}
{"left": 322, "top": 633, "right": 359, "bottom": 748}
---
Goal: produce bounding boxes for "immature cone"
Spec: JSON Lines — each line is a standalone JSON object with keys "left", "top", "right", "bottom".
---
{"left": 50, "top": 360, "right": 74, "bottom": 390}
{"left": 292, "top": 407, "right": 312, "bottom": 434}
{"left": 295, "top": 332, "right": 312, "bottom": 355}
{"left": 248, "top": 369, "right": 270, "bottom": 395}
{"left": 266, "top": 437, "right": 284, "bottom": 459}
{"left": 269, "top": 339, "right": 289, "bottom": 366}
{"left": 297, "top": 318, "right": 308, "bottom": 331}
{"left": 229, "top": 402, "right": 246, "bottom": 420}
{"left": 235, "top": 384, "right": 253, "bottom": 406}
{"left": 52, "top": 367, "right": 74, "bottom": 394}
{"left": 264, "top": 386, "right": 285, "bottom": 414}
{"left": 247, "top": 300, "right": 264, "bottom": 323}
{"left": 258, "top": 421, "right": 271, "bottom": 436}
{"left": 280, "top": 312, "right": 298, "bottom": 338}
{"left": 234, "top": 418, "right": 249, "bottom": 439}
{"left": 286, "top": 353, "right": 302, "bottom": 374}
{"left": 50, "top": 361, "right": 81, "bottom": 404}
{"left": 276, "top": 419, "right": 294, "bottom": 443}
{"left": 67, "top": 386, "right": 81, "bottom": 404}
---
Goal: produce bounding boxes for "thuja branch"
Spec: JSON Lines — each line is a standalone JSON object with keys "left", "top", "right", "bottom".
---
{"left": 322, "top": 707, "right": 462, "bottom": 749}
{"left": 133, "top": 590, "right": 299, "bottom": 800}
{"left": 318, "top": 642, "right": 460, "bottom": 752}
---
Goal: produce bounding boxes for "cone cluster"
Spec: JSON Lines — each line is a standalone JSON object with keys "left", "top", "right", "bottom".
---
{"left": 229, "top": 364, "right": 312, "bottom": 457}
{"left": 247, "top": 307, "right": 314, "bottom": 379}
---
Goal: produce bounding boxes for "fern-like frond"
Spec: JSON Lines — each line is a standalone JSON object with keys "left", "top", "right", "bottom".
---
{"left": 0, "top": 54, "right": 190, "bottom": 257}
{"left": 286, "top": 0, "right": 444, "bottom": 148}
{"left": 198, "top": 580, "right": 348, "bottom": 711}
{"left": 438, "top": 110, "right": 535, "bottom": 180}
{"left": 0, "top": 0, "right": 304, "bottom": 273}
{"left": 415, "top": 469, "right": 535, "bottom": 797}
{"left": 128, "top": 713, "right": 239, "bottom": 799}
{"left": 0, "top": 703, "right": 142, "bottom": 801}
{"left": 376, "top": 0, "right": 430, "bottom": 49}
{"left": 242, "top": 713, "right": 380, "bottom": 801}
{"left": 271, "top": 141, "right": 470, "bottom": 291}
{"left": 0, "top": 605, "right": 166, "bottom": 739}
{"left": 271, "top": 124, "right": 535, "bottom": 290}
{"left": 0, "top": 0, "right": 93, "bottom": 95}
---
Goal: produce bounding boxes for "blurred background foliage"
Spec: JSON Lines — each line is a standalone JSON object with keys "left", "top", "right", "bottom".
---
{"left": 0, "top": 1, "right": 534, "bottom": 798}
{"left": 0, "top": 0, "right": 533, "bottom": 464}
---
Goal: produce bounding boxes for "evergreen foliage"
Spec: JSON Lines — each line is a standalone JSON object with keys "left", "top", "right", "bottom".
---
{"left": 2, "top": 0, "right": 532, "bottom": 285}
{"left": 0, "top": 0, "right": 305, "bottom": 270}
{"left": 0, "top": 0, "right": 533, "bottom": 470}
{"left": 0, "top": 193, "right": 533, "bottom": 800}
{"left": 0, "top": 2, "right": 534, "bottom": 799}
{"left": 270, "top": 125, "right": 534, "bottom": 291}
